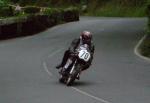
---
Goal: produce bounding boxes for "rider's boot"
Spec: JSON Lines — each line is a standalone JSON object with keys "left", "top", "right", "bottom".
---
{"left": 59, "top": 67, "right": 67, "bottom": 75}
{"left": 56, "top": 64, "right": 62, "bottom": 69}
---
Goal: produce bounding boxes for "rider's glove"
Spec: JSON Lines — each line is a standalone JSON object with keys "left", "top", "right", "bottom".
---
{"left": 70, "top": 51, "right": 78, "bottom": 57}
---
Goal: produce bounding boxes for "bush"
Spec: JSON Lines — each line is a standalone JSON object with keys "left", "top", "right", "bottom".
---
{"left": 0, "top": 0, "right": 13, "bottom": 17}
{"left": 0, "top": 6, "right": 79, "bottom": 40}
{"left": 24, "top": 6, "right": 40, "bottom": 14}
{"left": 18, "top": 0, "right": 37, "bottom": 6}
{"left": 0, "top": 0, "right": 8, "bottom": 8}
{"left": 147, "top": 2, "right": 150, "bottom": 35}
{"left": 42, "top": 8, "right": 62, "bottom": 15}
{"left": 0, "top": 6, "right": 13, "bottom": 17}
{"left": 42, "top": 8, "right": 64, "bottom": 23}
{"left": 140, "top": 35, "right": 150, "bottom": 57}
{"left": 63, "top": 7, "right": 79, "bottom": 21}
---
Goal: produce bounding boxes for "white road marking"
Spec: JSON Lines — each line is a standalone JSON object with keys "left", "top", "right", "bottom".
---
{"left": 71, "top": 87, "right": 111, "bottom": 103}
{"left": 134, "top": 35, "right": 150, "bottom": 62}
{"left": 43, "top": 62, "right": 53, "bottom": 76}
{"left": 43, "top": 48, "right": 112, "bottom": 103}
{"left": 48, "top": 48, "right": 64, "bottom": 58}
{"left": 43, "top": 48, "right": 64, "bottom": 77}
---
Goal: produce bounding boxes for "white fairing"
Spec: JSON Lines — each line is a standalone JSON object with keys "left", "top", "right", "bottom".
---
{"left": 78, "top": 49, "right": 91, "bottom": 62}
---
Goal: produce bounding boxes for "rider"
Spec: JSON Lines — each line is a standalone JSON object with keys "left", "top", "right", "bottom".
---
{"left": 56, "top": 31, "right": 95, "bottom": 77}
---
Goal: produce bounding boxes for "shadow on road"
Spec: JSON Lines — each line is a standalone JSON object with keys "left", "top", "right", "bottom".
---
{"left": 51, "top": 80, "right": 95, "bottom": 87}
{"left": 71, "top": 81, "right": 95, "bottom": 87}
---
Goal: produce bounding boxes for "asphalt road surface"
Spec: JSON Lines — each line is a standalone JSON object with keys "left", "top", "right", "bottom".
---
{"left": 0, "top": 17, "right": 150, "bottom": 103}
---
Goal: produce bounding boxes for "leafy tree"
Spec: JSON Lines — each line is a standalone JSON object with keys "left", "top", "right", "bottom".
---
{"left": 10, "top": 0, "right": 19, "bottom": 3}
{"left": 0, "top": 0, "right": 9, "bottom": 8}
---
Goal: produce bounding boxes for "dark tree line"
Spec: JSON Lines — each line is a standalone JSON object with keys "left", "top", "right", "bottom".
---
{"left": 9, "top": 0, "right": 147, "bottom": 7}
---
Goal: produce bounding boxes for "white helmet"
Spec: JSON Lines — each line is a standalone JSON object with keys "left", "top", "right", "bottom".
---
{"left": 80, "top": 31, "right": 92, "bottom": 44}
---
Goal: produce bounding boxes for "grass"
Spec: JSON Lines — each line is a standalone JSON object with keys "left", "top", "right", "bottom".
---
{"left": 140, "top": 34, "right": 150, "bottom": 57}
{"left": 84, "top": 4, "right": 146, "bottom": 17}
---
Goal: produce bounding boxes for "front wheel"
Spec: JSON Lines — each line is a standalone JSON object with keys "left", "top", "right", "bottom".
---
{"left": 66, "top": 76, "right": 74, "bottom": 86}
{"left": 66, "top": 64, "right": 81, "bottom": 86}
{"left": 66, "top": 69, "right": 79, "bottom": 86}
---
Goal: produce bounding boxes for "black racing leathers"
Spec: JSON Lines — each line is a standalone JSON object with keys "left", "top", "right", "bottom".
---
{"left": 59, "top": 38, "right": 95, "bottom": 71}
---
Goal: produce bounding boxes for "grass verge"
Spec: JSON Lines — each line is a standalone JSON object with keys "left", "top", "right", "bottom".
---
{"left": 140, "top": 34, "right": 150, "bottom": 58}
{"left": 85, "top": 5, "right": 146, "bottom": 17}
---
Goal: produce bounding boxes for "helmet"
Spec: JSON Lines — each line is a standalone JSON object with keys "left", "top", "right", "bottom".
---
{"left": 81, "top": 31, "right": 92, "bottom": 44}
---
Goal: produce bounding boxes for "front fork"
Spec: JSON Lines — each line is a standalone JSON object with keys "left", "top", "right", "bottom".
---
{"left": 70, "top": 60, "right": 77, "bottom": 74}
{"left": 64, "top": 58, "right": 78, "bottom": 75}
{"left": 64, "top": 58, "right": 81, "bottom": 78}
{"left": 64, "top": 58, "right": 73, "bottom": 70}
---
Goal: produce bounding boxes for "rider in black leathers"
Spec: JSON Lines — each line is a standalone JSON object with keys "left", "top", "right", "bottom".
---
{"left": 56, "top": 31, "right": 95, "bottom": 74}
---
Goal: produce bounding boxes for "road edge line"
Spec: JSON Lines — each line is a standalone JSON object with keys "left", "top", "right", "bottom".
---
{"left": 43, "top": 62, "right": 53, "bottom": 76}
{"left": 134, "top": 35, "right": 150, "bottom": 62}
{"left": 71, "top": 87, "right": 111, "bottom": 103}
{"left": 42, "top": 48, "right": 64, "bottom": 77}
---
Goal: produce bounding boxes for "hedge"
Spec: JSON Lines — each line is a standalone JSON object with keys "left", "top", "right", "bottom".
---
{"left": 138, "top": 3, "right": 150, "bottom": 58}
{"left": 63, "top": 7, "right": 79, "bottom": 22}
{"left": 0, "top": 7, "right": 79, "bottom": 40}
{"left": 23, "top": 6, "right": 41, "bottom": 14}
{"left": 147, "top": 4, "right": 150, "bottom": 32}
{"left": 0, "top": 6, "right": 14, "bottom": 17}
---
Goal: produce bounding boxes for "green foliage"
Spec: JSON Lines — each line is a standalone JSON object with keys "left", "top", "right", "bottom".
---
{"left": 42, "top": 8, "right": 62, "bottom": 15}
{"left": 84, "top": 0, "right": 147, "bottom": 17}
{"left": 42, "top": 7, "right": 79, "bottom": 15}
{"left": 0, "top": 0, "right": 5, "bottom": 7}
{"left": 47, "top": 0, "right": 79, "bottom": 7}
{"left": 10, "top": 0, "right": 19, "bottom": 3}
{"left": 11, "top": 0, "right": 80, "bottom": 7}
{"left": 88, "top": 0, "right": 146, "bottom": 7}
{"left": 24, "top": 6, "right": 40, "bottom": 14}
{"left": 86, "top": 6, "right": 146, "bottom": 17}
{"left": 63, "top": 7, "right": 79, "bottom": 18}
{"left": 140, "top": 35, "right": 150, "bottom": 57}
{"left": 147, "top": 0, "right": 150, "bottom": 34}
{"left": 63, "top": 6, "right": 79, "bottom": 22}
{"left": 64, "top": 6, "right": 79, "bottom": 12}
{"left": 138, "top": 0, "right": 150, "bottom": 58}
{"left": 0, "top": 0, "right": 14, "bottom": 17}
{"left": 18, "top": 0, "right": 37, "bottom": 6}
{"left": 0, "top": 0, "right": 9, "bottom": 8}
{"left": 34, "top": 0, "right": 52, "bottom": 7}
{"left": 0, "top": 6, "right": 13, "bottom": 17}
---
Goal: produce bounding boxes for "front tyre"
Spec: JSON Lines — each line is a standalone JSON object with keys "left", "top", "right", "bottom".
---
{"left": 66, "top": 64, "right": 81, "bottom": 86}
{"left": 66, "top": 70, "right": 77, "bottom": 86}
{"left": 66, "top": 76, "right": 73, "bottom": 86}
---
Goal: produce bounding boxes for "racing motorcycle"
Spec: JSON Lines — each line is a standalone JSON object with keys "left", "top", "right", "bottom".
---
{"left": 59, "top": 44, "right": 91, "bottom": 86}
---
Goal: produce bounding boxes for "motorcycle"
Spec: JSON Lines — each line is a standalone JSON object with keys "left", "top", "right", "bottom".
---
{"left": 59, "top": 44, "right": 91, "bottom": 86}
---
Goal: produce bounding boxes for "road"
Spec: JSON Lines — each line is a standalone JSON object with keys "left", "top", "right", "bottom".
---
{"left": 0, "top": 17, "right": 150, "bottom": 103}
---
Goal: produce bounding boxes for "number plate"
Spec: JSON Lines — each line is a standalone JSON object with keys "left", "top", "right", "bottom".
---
{"left": 78, "top": 50, "right": 91, "bottom": 62}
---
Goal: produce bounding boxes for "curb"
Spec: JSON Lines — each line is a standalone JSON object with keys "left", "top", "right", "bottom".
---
{"left": 134, "top": 34, "right": 150, "bottom": 62}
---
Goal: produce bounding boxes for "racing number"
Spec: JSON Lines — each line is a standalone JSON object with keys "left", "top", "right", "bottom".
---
{"left": 80, "top": 51, "right": 89, "bottom": 60}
